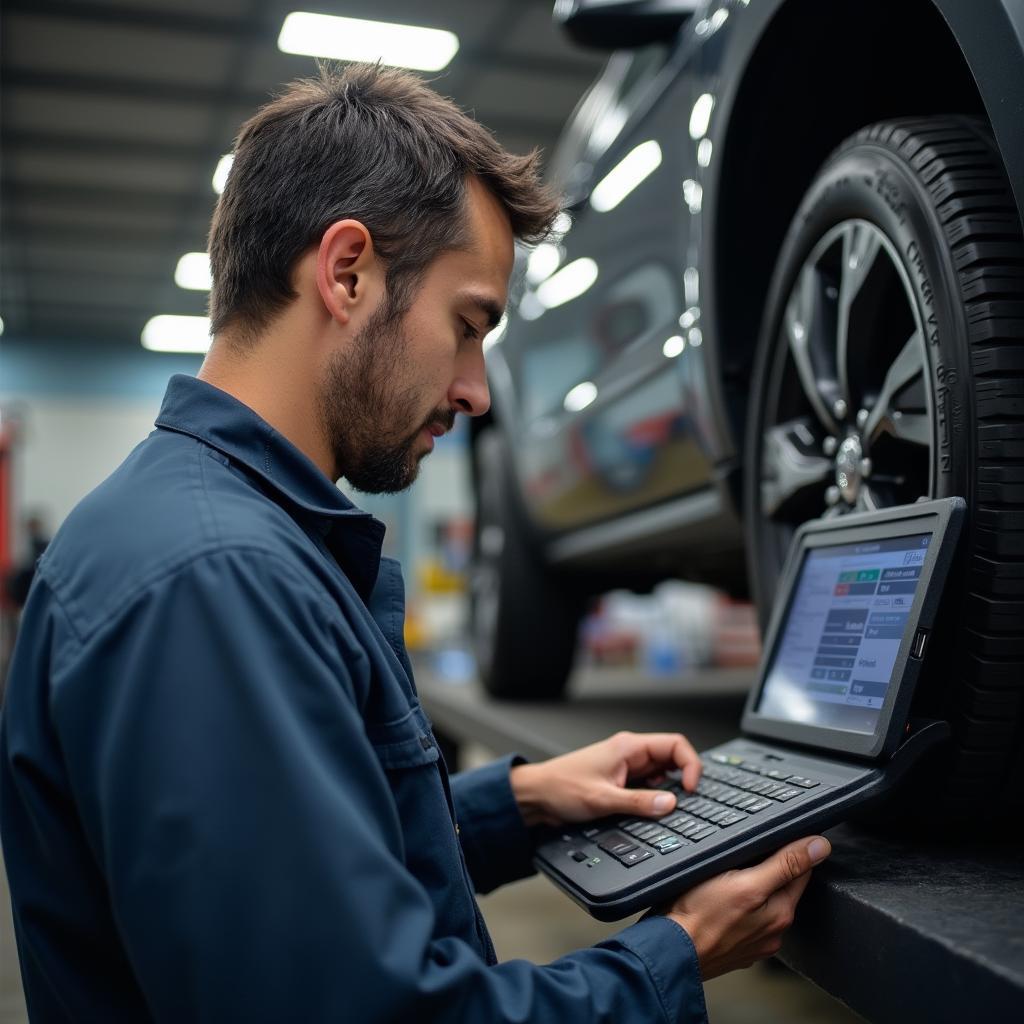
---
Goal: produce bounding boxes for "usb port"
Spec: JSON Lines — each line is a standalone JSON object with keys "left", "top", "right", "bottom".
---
{"left": 911, "top": 628, "right": 928, "bottom": 659}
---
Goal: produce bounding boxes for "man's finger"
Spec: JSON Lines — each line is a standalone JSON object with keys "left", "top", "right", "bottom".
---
{"left": 618, "top": 733, "right": 703, "bottom": 790}
{"left": 596, "top": 784, "right": 678, "bottom": 819}
{"left": 741, "top": 836, "right": 831, "bottom": 898}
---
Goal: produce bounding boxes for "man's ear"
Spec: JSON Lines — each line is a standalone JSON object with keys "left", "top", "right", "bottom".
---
{"left": 315, "top": 220, "right": 377, "bottom": 325}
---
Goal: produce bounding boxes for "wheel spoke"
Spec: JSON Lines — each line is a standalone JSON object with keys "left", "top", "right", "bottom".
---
{"left": 836, "top": 223, "right": 883, "bottom": 406}
{"left": 856, "top": 483, "right": 880, "bottom": 512}
{"left": 761, "top": 419, "right": 832, "bottom": 517}
{"left": 865, "top": 330, "right": 928, "bottom": 446}
{"left": 888, "top": 411, "right": 932, "bottom": 447}
{"left": 785, "top": 267, "right": 839, "bottom": 434}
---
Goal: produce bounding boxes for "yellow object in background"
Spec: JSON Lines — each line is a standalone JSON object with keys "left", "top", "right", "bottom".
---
{"left": 404, "top": 605, "right": 429, "bottom": 651}
{"left": 419, "top": 557, "right": 466, "bottom": 595}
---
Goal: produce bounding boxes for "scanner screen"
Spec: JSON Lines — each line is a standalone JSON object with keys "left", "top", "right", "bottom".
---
{"left": 758, "top": 533, "right": 931, "bottom": 734}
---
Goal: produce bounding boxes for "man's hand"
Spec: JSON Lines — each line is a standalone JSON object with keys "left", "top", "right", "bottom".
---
{"left": 663, "top": 835, "right": 832, "bottom": 979}
{"left": 509, "top": 731, "right": 701, "bottom": 827}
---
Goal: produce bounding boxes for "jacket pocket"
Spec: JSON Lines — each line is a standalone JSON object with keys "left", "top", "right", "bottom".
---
{"left": 365, "top": 705, "right": 439, "bottom": 772}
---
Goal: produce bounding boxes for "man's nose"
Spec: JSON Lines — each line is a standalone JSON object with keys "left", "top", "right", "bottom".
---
{"left": 449, "top": 351, "right": 491, "bottom": 417}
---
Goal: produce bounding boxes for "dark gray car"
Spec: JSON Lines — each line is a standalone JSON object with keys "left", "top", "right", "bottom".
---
{"left": 470, "top": 0, "right": 1024, "bottom": 810}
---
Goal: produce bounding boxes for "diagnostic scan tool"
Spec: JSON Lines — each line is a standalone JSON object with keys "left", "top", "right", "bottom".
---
{"left": 535, "top": 498, "right": 965, "bottom": 920}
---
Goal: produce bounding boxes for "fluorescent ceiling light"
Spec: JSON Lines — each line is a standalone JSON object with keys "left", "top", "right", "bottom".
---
{"left": 278, "top": 12, "right": 459, "bottom": 72}
{"left": 590, "top": 140, "right": 662, "bottom": 213}
{"left": 483, "top": 314, "right": 508, "bottom": 353}
{"left": 175, "top": 252, "right": 212, "bottom": 291}
{"left": 551, "top": 212, "right": 573, "bottom": 236}
{"left": 689, "top": 93, "right": 714, "bottom": 140}
{"left": 141, "top": 315, "right": 212, "bottom": 353}
{"left": 536, "top": 257, "right": 599, "bottom": 310}
{"left": 564, "top": 381, "right": 597, "bottom": 413}
{"left": 526, "top": 242, "right": 562, "bottom": 285}
{"left": 212, "top": 154, "right": 233, "bottom": 195}
{"left": 0, "top": 315, "right": 4, "bottom": 337}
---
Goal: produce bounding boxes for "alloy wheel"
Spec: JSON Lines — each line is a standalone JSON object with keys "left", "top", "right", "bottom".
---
{"left": 760, "top": 219, "right": 934, "bottom": 547}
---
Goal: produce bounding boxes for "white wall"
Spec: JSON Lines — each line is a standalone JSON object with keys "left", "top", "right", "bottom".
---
{"left": 0, "top": 341, "right": 473, "bottom": 592}
{"left": 2, "top": 395, "right": 163, "bottom": 557}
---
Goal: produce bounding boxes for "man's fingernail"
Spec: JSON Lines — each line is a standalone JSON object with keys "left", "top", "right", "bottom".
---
{"left": 652, "top": 793, "right": 675, "bottom": 812}
{"left": 808, "top": 838, "right": 830, "bottom": 864}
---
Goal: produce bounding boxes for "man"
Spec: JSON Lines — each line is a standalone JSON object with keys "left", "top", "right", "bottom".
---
{"left": 0, "top": 65, "right": 829, "bottom": 1022}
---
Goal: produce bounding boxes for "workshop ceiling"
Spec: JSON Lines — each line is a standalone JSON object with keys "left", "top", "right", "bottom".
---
{"left": 0, "top": 0, "right": 605, "bottom": 347}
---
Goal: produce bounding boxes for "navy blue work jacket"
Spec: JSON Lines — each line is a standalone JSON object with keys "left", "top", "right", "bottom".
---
{"left": 1, "top": 374, "right": 707, "bottom": 1023}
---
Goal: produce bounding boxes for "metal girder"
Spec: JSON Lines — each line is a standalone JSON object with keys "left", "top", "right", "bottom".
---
{"left": 1, "top": 0, "right": 600, "bottom": 83}
{"left": 1, "top": 70, "right": 567, "bottom": 140}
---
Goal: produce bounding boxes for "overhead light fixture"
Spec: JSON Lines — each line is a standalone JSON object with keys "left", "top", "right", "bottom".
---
{"left": 518, "top": 292, "right": 546, "bottom": 321}
{"left": 141, "top": 315, "right": 212, "bottom": 353}
{"left": 0, "top": 315, "right": 4, "bottom": 337}
{"left": 590, "top": 140, "right": 662, "bottom": 213}
{"left": 212, "top": 154, "right": 233, "bottom": 195}
{"left": 175, "top": 252, "right": 213, "bottom": 291}
{"left": 536, "top": 257, "right": 599, "bottom": 310}
{"left": 551, "top": 212, "right": 573, "bottom": 237}
{"left": 526, "top": 242, "right": 563, "bottom": 285}
{"left": 689, "top": 93, "right": 715, "bottom": 140}
{"left": 563, "top": 381, "right": 597, "bottom": 413}
{"left": 278, "top": 12, "right": 459, "bottom": 72}
{"left": 483, "top": 314, "right": 508, "bottom": 353}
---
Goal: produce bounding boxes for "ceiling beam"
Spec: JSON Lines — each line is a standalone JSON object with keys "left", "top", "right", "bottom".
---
{"left": 1, "top": 1, "right": 599, "bottom": 83}
{"left": 3, "top": 129, "right": 220, "bottom": 163}
{"left": 3, "top": 219, "right": 210, "bottom": 247}
{"left": 1, "top": 71, "right": 567, "bottom": 139}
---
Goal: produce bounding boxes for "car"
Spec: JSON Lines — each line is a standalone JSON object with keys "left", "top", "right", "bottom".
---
{"left": 469, "top": 0, "right": 1024, "bottom": 811}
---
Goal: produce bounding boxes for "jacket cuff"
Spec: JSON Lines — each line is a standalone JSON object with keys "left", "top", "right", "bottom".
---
{"left": 450, "top": 754, "right": 537, "bottom": 894}
{"left": 598, "top": 916, "right": 709, "bottom": 1024}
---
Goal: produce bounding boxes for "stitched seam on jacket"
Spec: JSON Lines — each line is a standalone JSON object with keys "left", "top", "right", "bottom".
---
{"left": 62, "top": 544, "right": 345, "bottom": 645}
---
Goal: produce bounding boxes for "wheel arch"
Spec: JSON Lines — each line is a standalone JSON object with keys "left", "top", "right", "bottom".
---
{"left": 709, "top": 0, "right": 990, "bottom": 490}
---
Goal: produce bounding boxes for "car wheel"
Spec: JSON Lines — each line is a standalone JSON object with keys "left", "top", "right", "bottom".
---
{"left": 470, "top": 429, "right": 584, "bottom": 700}
{"left": 745, "top": 117, "right": 1024, "bottom": 807}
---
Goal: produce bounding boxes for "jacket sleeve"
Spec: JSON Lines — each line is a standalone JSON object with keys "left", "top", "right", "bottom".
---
{"left": 450, "top": 755, "right": 538, "bottom": 893}
{"left": 51, "top": 548, "right": 708, "bottom": 1024}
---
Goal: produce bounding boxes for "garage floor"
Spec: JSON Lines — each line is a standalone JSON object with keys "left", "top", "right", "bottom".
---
{"left": 479, "top": 871, "right": 863, "bottom": 1023}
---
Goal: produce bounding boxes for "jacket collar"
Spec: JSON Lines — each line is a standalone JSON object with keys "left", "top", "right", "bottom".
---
{"left": 155, "top": 374, "right": 385, "bottom": 598}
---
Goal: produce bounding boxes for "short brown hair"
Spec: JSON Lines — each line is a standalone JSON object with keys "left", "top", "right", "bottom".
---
{"left": 207, "top": 63, "right": 560, "bottom": 338}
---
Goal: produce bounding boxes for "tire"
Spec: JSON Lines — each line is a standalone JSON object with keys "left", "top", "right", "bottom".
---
{"left": 745, "top": 117, "right": 1024, "bottom": 811}
{"left": 470, "top": 429, "right": 584, "bottom": 700}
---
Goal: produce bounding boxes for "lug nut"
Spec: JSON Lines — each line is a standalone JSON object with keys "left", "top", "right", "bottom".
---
{"left": 826, "top": 485, "right": 841, "bottom": 506}
{"left": 860, "top": 457, "right": 872, "bottom": 478}
{"left": 832, "top": 399, "right": 848, "bottom": 421}
{"left": 823, "top": 436, "right": 838, "bottom": 457}
{"left": 856, "top": 408, "right": 869, "bottom": 430}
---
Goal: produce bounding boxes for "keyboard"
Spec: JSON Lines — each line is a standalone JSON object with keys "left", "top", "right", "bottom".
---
{"left": 589, "top": 754, "right": 824, "bottom": 869}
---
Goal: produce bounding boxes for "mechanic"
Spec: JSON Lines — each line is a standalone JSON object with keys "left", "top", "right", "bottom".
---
{"left": 0, "top": 64, "right": 830, "bottom": 1022}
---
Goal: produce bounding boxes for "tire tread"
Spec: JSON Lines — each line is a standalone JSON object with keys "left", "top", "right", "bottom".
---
{"left": 832, "top": 118, "right": 1024, "bottom": 812}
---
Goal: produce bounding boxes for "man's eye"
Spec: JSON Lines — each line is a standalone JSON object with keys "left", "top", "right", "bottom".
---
{"left": 462, "top": 319, "right": 480, "bottom": 341}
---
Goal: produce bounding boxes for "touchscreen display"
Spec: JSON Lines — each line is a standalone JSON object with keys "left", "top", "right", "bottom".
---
{"left": 757, "top": 533, "right": 931, "bottom": 734}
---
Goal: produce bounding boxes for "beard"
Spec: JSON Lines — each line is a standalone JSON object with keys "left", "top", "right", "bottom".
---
{"left": 318, "top": 296, "right": 455, "bottom": 495}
